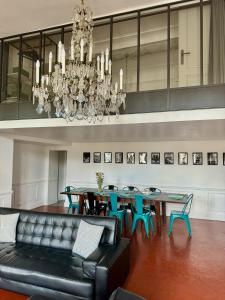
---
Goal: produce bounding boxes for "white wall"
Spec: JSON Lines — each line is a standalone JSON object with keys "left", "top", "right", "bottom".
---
{"left": 66, "top": 141, "right": 225, "bottom": 221}
{"left": 12, "top": 142, "right": 52, "bottom": 209}
{"left": 0, "top": 136, "right": 14, "bottom": 207}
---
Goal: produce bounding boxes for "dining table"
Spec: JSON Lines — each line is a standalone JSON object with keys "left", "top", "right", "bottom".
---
{"left": 61, "top": 187, "right": 189, "bottom": 234}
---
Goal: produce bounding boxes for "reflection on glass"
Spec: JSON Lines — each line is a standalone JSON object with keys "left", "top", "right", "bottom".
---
{"left": 21, "top": 35, "right": 40, "bottom": 101}
{"left": 93, "top": 23, "right": 110, "bottom": 56}
{"left": 112, "top": 16, "right": 137, "bottom": 92}
{"left": 1, "top": 39, "right": 20, "bottom": 101}
{"left": 171, "top": 3, "right": 200, "bottom": 87}
{"left": 140, "top": 12, "right": 168, "bottom": 91}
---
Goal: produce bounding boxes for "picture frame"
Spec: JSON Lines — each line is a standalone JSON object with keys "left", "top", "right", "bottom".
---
{"left": 178, "top": 152, "right": 188, "bottom": 165}
{"left": 93, "top": 152, "right": 101, "bottom": 163}
{"left": 104, "top": 152, "right": 112, "bottom": 163}
{"left": 151, "top": 152, "right": 160, "bottom": 164}
{"left": 115, "top": 152, "right": 123, "bottom": 164}
{"left": 127, "top": 152, "right": 135, "bottom": 164}
{"left": 164, "top": 152, "right": 174, "bottom": 165}
{"left": 139, "top": 152, "right": 147, "bottom": 164}
{"left": 83, "top": 152, "right": 90, "bottom": 163}
{"left": 207, "top": 152, "right": 218, "bottom": 165}
{"left": 192, "top": 152, "right": 203, "bottom": 165}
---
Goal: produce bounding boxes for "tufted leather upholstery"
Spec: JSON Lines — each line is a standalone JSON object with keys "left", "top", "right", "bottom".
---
{"left": 0, "top": 207, "right": 130, "bottom": 300}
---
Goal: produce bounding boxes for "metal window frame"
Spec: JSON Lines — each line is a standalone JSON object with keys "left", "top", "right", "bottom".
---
{"left": 0, "top": 0, "right": 213, "bottom": 105}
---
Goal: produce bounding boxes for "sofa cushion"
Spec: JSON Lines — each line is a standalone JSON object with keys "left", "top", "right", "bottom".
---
{"left": 72, "top": 220, "right": 104, "bottom": 258}
{"left": 0, "top": 243, "right": 94, "bottom": 299}
{"left": 0, "top": 213, "right": 20, "bottom": 243}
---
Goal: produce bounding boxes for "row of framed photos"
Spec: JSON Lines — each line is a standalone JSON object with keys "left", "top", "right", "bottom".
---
{"left": 83, "top": 152, "right": 224, "bottom": 165}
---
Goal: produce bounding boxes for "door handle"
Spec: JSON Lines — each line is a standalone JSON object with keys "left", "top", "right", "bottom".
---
{"left": 180, "top": 49, "right": 191, "bottom": 65}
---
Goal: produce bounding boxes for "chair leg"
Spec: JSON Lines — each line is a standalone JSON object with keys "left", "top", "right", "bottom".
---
{"left": 184, "top": 216, "right": 192, "bottom": 237}
{"left": 149, "top": 215, "right": 154, "bottom": 233}
{"left": 67, "top": 206, "right": 71, "bottom": 214}
{"left": 168, "top": 215, "right": 175, "bottom": 236}
{"left": 143, "top": 217, "right": 150, "bottom": 238}
{"left": 131, "top": 215, "right": 138, "bottom": 234}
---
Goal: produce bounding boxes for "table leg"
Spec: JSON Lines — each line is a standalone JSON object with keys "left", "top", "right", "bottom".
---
{"left": 161, "top": 202, "right": 167, "bottom": 224}
{"left": 153, "top": 201, "right": 161, "bottom": 234}
{"left": 79, "top": 194, "right": 85, "bottom": 214}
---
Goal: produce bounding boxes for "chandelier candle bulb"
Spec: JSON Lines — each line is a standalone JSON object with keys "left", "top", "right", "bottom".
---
{"left": 35, "top": 60, "right": 40, "bottom": 84}
{"left": 120, "top": 69, "right": 123, "bottom": 90}
{"left": 80, "top": 39, "right": 84, "bottom": 61}
{"left": 109, "top": 59, "right": 112, "bottom": 75}
{"left": 71, "top": 39, "right": 75, "bottom": 60}
{"left": 101, "top": 52, "right": 105, "bottom": 80}
{"left": 97, "top": 56, "right": 100, "bottom": 72}
{"left": 105, "top": 48, "right": 109, "bottom": 71}
{"left": 49, "top": 52, "right": 53, "bottom": 73}
{"left": 89, "top": 43, "right": 93, "bottom": 62}
{"left": 58, "top": 41, "right": 62, "bottom": 63}
{"left": 115, "top": 82, "right": 118, "bottom": 94}
{"left": 62, "top": 47, "right": 66, "bottom": 75}
{"left": 46, "top": 76, "right": 49, "bottom": 86}
{"left": 41, "top": 75, "right": 45, "bottom": 88}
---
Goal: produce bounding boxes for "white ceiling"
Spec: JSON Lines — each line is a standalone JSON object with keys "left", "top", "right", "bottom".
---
{"left": 0, "top": 0, "right": 179, "bottom": 38}
{"left": 2, "top": 119, "right": 225, "bottom": 145}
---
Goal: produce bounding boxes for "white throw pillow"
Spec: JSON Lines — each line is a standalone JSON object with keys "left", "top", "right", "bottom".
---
{"left": 72, "top": 219, "right": 104, "bottom": 258}
{"left": 0, "top": 213, "right": 20, "bottom": 243}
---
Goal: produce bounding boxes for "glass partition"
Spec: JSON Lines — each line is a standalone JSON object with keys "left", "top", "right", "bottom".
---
{"left": 1, "top": 38, "right": 20, "bottom": 102}
{"left": 112, "top": 13, "right": 138, "bottom": 92}
{"left": 140, "top": 8, "right": 168, "bottom": 91}
{"left": 170, "top": 1, "right": 200, "bottom": 88}
{"left": 21, "top": 34, "right": 41, "bottom": 101}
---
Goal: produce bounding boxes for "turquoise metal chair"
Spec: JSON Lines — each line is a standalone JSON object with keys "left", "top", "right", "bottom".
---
{"left": 65, "top": 186, "right": 80, "bottom": 214}
{"left": 168, "top": 194, "right": 193, "bottom": 237}
{"left": 131, "top": 194, "right": 154, "bottom": 238}
{"left": 108, "top": 192, "right": 129, "bottom": 234}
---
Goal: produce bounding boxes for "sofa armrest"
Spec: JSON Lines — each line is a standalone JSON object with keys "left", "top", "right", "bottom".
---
{"left": 95, "top": 238, "right": 130, "bottom": 300}
{"left": 82, "top": 244, "right": 112, "bottom": 279}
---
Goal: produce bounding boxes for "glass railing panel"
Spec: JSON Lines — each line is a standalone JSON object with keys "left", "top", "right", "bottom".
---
{"left": 140, "top": 7, "right": 168, "bottom": 91}
{"left": 112, "top": 13, "right": 138, "bottom": 92}
{"left": 1, "top": 37, "right": 20, "bottom": 102}
{"left": 170, "top": 1, "right": 201, "bottom": 88}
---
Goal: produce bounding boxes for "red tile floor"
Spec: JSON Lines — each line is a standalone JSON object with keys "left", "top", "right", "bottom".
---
{"left": 0, "top": 205, "right": 225, "bottom": 300}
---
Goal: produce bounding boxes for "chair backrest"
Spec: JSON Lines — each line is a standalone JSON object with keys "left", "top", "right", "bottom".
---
{"left": 182, "top": 194, "right": 193, "bottom": 215}
{"left": 134, "top": 194, "right": 144, "bottom": 215}
{"left": 144, "top": 187, "right": 161, "bottom": 193}
{"left": 123, "top": 186, "right": 139, "bottom": 192}
{"left": 109, "top": 192, "right": 118, "bottom": 212}
{"left": 103, "top": 185, "right": 119, "bottom": 191}
{"left": 86, "top": 192, "right": 96, "bottom": 210}
{"left": 65, "top": 186, "right": 75, "bottom": 204}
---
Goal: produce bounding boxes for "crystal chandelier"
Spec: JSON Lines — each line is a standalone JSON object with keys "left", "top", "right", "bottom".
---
{"left": 33, "top": 0, "right": 126, "bottom": 122}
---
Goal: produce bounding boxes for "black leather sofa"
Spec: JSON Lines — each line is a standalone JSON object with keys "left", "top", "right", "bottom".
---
{"left": 0, "top": 207, "right": 130, "bottom": 300}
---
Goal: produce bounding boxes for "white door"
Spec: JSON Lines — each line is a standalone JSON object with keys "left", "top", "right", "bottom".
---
{"left": 178, "top": 5, "right": 210, "bottom": 87}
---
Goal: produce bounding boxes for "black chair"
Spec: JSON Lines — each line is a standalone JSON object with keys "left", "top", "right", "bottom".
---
{"left": 143, "top": 187, "right": 161, "bottom": 214}
{"left": 122, "top": 186, "right": 140, "bottom": 192}
{"left": 84, "top": 192, "right": 107, "bottom": 216}
{"left": 103, "top": 185, "right": 119, "bottom": 191}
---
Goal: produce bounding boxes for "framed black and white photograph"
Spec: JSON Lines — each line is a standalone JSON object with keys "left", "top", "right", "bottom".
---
{"left": 164, "top": 152, "right": 174, "bottom": 165}
{"left": 93, "top": 152, "right": 101, "bottom": 163}
{"left": 104, "top": 152, "right": 112, "bottom": 163}
{"left": 83, "top": 152, "right": 90, "bottom": 163}
{"left": 151, "top": 152, "right": 160, "bottom": 164}
{"left": 127, "top": 152, "right": 135, "bottom": 164}
{"left": 115, "top": 152, "right": 123, "bottom": 164}
{"left": 139, "top": 152, "right": 147, "bottom": 164}
{"left": 223, "top": 153, "right": 225, "bottom": 166}
{"left": 192, "top": 152, "right": 203, "bottom": 165}
{"left": 178, "top": 152, "right": 188, "bottom": 165}
{"left": 207, "top": 152, "right": 218, "bottom": 165}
